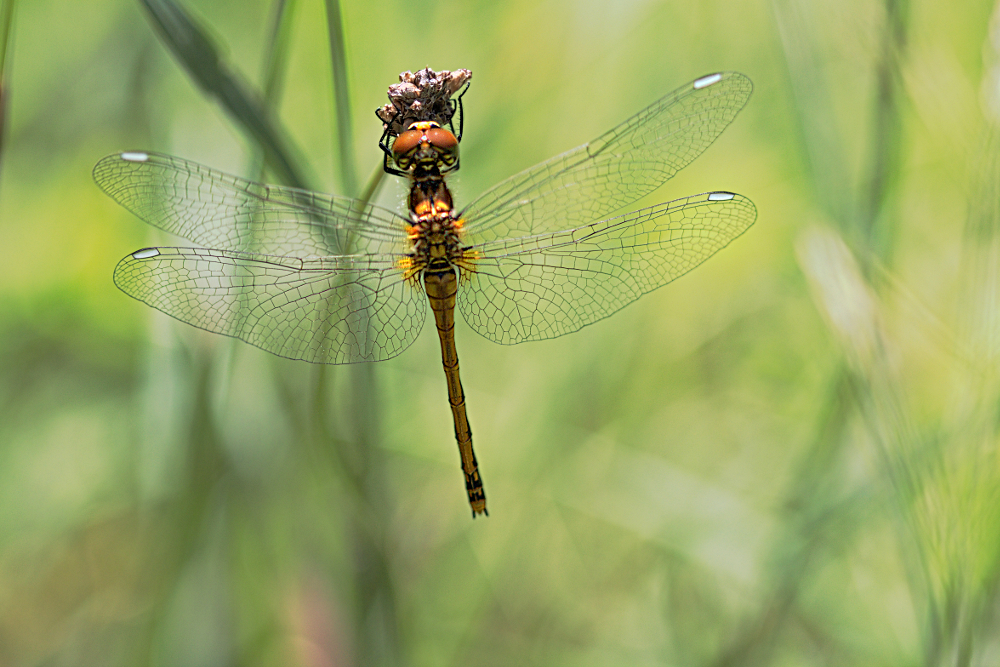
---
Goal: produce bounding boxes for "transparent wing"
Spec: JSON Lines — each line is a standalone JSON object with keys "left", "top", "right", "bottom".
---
{"left": 114, "top": 247, "right": 425, "bottom": 363}
{"left": 461, "top": 72, "right": 752, "bottom": 242}
{"left": 94, "top": 151, "right": 409, "bottom": 256}
{"left": 458, "top": 192, "right": 755, "bottom": 344}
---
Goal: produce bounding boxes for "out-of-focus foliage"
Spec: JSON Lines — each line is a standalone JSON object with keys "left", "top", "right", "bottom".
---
{"left": 1, "top": 0, "right": 999, "bottom": 664}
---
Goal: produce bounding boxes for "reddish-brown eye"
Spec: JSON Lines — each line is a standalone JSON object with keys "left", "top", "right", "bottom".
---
{"left": 392, "top": 129, "right": 423, "bottom": 161}
{"left": 425, "top": 127, "right": 458, "bottom": 152}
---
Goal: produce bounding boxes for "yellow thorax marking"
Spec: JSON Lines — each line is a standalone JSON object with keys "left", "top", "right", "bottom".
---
{"left": 413, "top": 194, "right": 453, "bottom": 218}
{"left": 396, "top": 255, "right": 420, "bottom": 281}
{"left": 413, "top": 199, "right": 433, "bottom": 217}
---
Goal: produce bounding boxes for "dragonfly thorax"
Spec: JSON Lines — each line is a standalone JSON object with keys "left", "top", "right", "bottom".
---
{"left": 407, "top": 210, "right": 463, "bottom": 268}
{"left": 409, "top": 166, "right": 454, "bottom": 215}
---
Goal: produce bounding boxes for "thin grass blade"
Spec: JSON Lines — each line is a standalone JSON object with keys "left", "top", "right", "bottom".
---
{"left": 0, "top": 0, "right": 16, "bottom": 188}
{"left": 138, "top": 0, "right": 313, "bottom": 190}
{"left": 323, "top": 0, "right": 356, "bottom": 196}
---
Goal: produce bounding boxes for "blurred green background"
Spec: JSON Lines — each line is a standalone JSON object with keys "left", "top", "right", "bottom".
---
{"left": 2, "top": 0, "right": 999, "bottom": 664}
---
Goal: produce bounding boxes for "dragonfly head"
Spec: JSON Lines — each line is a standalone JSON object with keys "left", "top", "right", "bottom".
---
{"left": 392, "top": 121, "right": 459, "bottom": 174}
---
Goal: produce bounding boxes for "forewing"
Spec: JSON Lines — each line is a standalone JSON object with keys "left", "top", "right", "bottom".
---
{"left": 115, "top": 247, "right": 425, "bottom": 363}
{"left": 94, "top": 151, "right": 407, "bottom": 256}
{"left": 458, "top": 192, "right": 755, "bottom": 344}
{"left": 461, "top": 72, "right": 752, "bottom": 241}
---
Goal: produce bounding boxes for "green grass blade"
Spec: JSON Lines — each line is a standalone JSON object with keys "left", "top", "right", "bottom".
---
{"left": 323, "top": 0, "right": 356, "bottom": 195}
{"left": 356, "top": 158, "right": 385, "bottom": 210}
{"left": 858, "top": 0, "right": 909, "bottom": 266}
{"left": 261, "top": 0, "right": 296, "bottom": 105}
{"left": 0, "top": 0, "right": 13, "bottom": 67}
{"left": 138, "top": 0, "right": 314, "bottom": 190}
{"left": 319, "top": 6, "right": 398, "bottom": 663}
{"left": 242, "top": 0, "right": 297, "bottom": 182}
{"left": 0, "top": 0, "right": 16, "bottom": 186}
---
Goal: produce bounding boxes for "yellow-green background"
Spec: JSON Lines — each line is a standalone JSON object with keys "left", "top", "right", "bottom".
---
{"left": 1, "top": 0, "right": 997, "bottom": 664}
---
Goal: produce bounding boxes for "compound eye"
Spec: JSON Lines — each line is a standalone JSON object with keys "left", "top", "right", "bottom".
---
{"left": 425, "top": 127, "right": 458, "bottom": 152}
{"left": 425, "top": 127, "right": 459, "bottom": 167}
{"left": 392, "top": 128, "right": 422, "bottom": 166}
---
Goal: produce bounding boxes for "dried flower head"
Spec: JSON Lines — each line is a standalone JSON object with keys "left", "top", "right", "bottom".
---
{"left": 377, "top": 68, "right": 472, "bottom": 137}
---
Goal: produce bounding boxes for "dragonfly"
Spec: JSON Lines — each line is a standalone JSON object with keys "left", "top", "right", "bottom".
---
{"left": 95, "top": 71, "right": 756, "bottom": 517}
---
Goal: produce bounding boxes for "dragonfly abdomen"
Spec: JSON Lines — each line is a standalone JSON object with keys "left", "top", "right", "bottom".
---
{"left": 424, "top": 267, "right": 487, "bottom": 516}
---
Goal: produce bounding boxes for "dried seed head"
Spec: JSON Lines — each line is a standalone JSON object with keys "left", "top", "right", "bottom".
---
{"left": 377, "top": 68, "right": 472, "bottom": 137}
